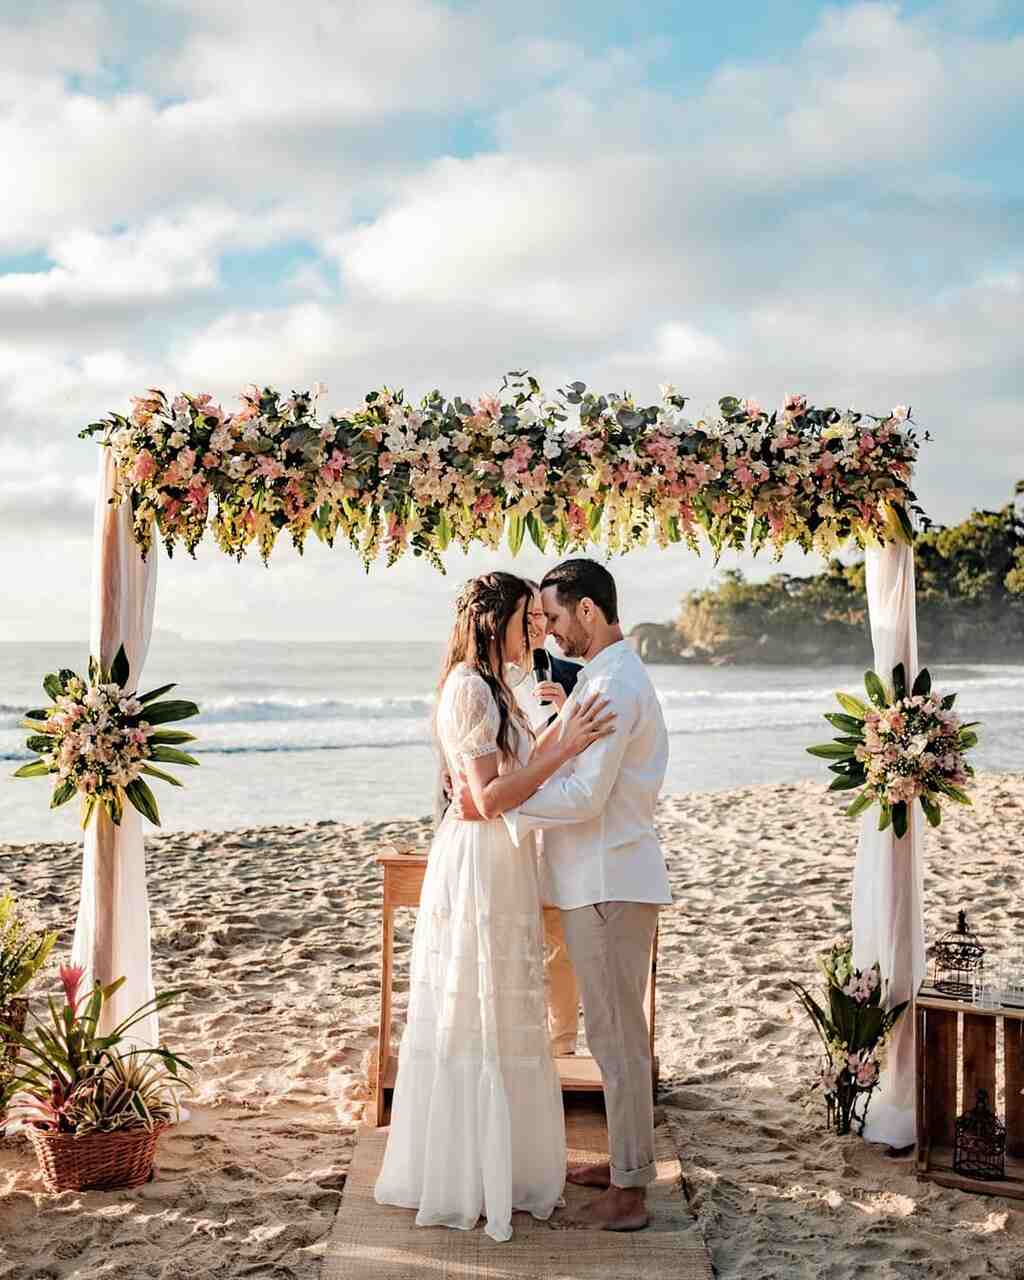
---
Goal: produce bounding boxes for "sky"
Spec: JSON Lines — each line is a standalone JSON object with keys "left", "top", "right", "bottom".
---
{"left": 0, "top": 0, "right": 1021, "bottom": 643}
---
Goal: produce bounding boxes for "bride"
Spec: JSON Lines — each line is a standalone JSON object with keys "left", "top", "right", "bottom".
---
{"left": 374, "top": 571, "right": 615, "bottom": 1242}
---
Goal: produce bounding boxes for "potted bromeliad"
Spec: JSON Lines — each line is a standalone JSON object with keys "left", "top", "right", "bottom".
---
{"left": 791, "top": 941, "right": 908, "bottom": 1136}
{"left": 0, "top": 892, "right": 58, "bottom": 1131}
{"left": 0, "top": 964, "right": 192, "bottom": 1191}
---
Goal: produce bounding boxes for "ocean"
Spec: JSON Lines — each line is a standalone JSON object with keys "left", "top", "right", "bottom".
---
{"left": 1, "top": 639, "right": 1021, "bottom": 844}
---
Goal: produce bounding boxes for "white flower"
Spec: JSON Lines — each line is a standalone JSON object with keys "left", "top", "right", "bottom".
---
{"left": 890, "top": 405, "right": 909, "bottom": 423}
{"left": 169, "top": 430, "right": 188, "bottom": 449}
{"left": 543, "top": 438, "right": 563, "bottom": 460}
{"left": 659, "top": 383, "right": 677, "bottom": 400}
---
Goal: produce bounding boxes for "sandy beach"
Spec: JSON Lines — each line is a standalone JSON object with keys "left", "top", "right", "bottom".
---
{"left": 2, "top": 772, "right": 1023, "bottom": 1280}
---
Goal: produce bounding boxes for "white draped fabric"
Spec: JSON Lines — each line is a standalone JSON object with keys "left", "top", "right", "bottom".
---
{"left": 851, "top": 535, "right": 926, "bottom": 1148}
{"left": 71, "top": 449, "right": 159, "bottom": 1046}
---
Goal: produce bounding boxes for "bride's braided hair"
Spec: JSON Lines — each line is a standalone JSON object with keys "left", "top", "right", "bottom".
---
{"left": 438, "top": 572, "right": 532, "bottom": 761}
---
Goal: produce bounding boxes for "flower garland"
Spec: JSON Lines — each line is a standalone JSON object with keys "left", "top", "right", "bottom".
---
{"left": 808, "top": 663, "right": 978, "bottom": 836}
{"left": 81, "top": 374, "right": 924, "bottom": 568}
{"left": 14, "top": 646, "right": 200, "bottom": 828}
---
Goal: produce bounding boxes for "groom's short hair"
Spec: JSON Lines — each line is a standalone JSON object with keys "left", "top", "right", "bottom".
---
{"left": 540, "top": 559, "right": 619, "bottom": 624}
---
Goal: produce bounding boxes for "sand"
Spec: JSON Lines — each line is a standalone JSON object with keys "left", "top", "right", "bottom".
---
{"left": 1, "top": 773, "right": 1023, "bottom": 1280}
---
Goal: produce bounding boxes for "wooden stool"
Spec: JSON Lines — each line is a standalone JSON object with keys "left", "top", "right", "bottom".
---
{"left": 915, "top": 982, "right": 1024, "bottom": 1196}
{"left": 374, "top": 850, "right": 659, "bottom": 1126}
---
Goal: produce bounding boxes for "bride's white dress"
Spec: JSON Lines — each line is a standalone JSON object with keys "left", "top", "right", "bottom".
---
{"left": 374, "top": 664, "right": 566, "bottom": 1242}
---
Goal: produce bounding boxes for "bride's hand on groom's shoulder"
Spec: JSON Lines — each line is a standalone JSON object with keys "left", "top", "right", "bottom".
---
{"left": 561, "top": 692, "right": 616, "bottom": 760}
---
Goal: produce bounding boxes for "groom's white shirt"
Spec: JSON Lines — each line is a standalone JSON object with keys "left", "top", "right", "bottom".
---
{"left": 503, "top": 639, "right": 672, "bottom": 911}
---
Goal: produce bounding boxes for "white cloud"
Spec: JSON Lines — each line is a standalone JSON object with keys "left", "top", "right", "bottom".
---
{"left": 0, "top": 0, "right": 1020, "bottom": 640}
{"left": 0, "top": 208, "right": 239, "bottom": 309}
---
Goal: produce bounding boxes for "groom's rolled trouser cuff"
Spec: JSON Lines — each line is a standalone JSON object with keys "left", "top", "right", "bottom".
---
{"left": 561, "top": 901, "right": 659, "bottom": 1191}
{"left": 611, "top": 1158, "right": 656, "bottom": 1189}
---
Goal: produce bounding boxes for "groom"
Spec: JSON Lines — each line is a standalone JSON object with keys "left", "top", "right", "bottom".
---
{"left": 458, "top": 558, "right": 671, "bottom": 1231}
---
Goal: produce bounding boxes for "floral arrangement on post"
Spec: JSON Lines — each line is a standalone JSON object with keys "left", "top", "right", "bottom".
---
{"left": 0, "top": 892, "right": 58, "bottom": 1125}
{"left": 13, "top": 645, "right": 199, "bottom": 829}
{"left": 807, "top": 663, "right": 978, "bottom": 837}
{"left": 0, "top": 964, "right": 192, "bottom": 1191}
{"left": 790, "top": 941, "right": 909, "bottom": 1136}
{"left": 81, "top": 376, "right": 925, "bottom": 569}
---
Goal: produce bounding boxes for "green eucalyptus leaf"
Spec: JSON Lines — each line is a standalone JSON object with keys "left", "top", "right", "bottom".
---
{"left": 139, "top": 683, "right": 176, "bottom": 705}
{"left": 506, "top": 514, "right": 525, "bottom": 556}
{"left": 110, "top": 645, "right": 130, "bottom": 689}
{"left": 141, "top": 764, "right": 184, "bottom": 788}
{"left": 149, "top": 745, "right": 199, "bottom": 768}
{"left": 824, "top": 713, "right": 863, "bottom": 734}
{"left": 50, "top": 780, "right": 76, "bottom": 809}
{"left": 835, "top": 692, "right": 868, "bottom": 719}
{"left": 807, "top": 743, "right": 856, "bottom": 760}
{"left": 124, "top": 779, "right": 161, "bottom": 826}
{"left": 845, "top": 791, "right": 875, "bottom": 819}
{"left": 13, "top": 759, "right": 50, "bottom": 779}
{"left": 141, "top": 700, "right": 200, "bottom": 726}
{"left": 863, "top": 670, "right": 889, "bottom": 708}
{"left": 920, "top": 794, "right": 942, "bottom": 827}
{"left": 911, "top": 668, "right": 932, "bottom": 697}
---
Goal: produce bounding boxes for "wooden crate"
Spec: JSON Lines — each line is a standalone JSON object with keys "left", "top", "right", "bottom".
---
{"left": 373, "top": 850, "right": 659, "bottom": 1125}
{"left": 916, "top": 983, "right": 1024, "bottom": 1197}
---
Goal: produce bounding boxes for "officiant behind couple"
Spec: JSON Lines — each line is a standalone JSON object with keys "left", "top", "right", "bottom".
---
{"left": 374, "top": 560, "right": 671, "bottom": 1242}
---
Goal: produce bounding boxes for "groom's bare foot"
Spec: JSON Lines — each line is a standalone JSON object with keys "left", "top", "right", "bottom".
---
{"left": 566, "top": 1161, "right": 611, "bottom": 1188}
{"left": 562, "top": 1186, "right": 649, "bottom": 1231}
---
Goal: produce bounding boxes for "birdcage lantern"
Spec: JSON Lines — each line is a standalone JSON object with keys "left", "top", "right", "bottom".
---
{"left": 953, "top": 1089, "right": 1006, "bottom": 1181}
{"left": 933, "top": 908, "right": 985, "bottom": 998}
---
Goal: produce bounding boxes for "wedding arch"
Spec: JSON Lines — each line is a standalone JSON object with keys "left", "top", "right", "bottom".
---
{"left": 75, "top": 372, "right": 927, "bottom": 1147}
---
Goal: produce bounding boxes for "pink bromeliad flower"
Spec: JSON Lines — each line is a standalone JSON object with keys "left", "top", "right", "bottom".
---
{"left": 59, "top": 963, "right": 86, "bottom": 1014}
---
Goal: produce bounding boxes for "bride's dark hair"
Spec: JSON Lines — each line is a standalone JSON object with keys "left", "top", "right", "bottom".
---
{"left": 438, "top": 572, "right": 532, "bottom": 761}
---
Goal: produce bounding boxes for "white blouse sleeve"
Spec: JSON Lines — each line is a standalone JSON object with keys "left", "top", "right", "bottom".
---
{"left": 448, "top": 671, "right": 501, "bottom": 761}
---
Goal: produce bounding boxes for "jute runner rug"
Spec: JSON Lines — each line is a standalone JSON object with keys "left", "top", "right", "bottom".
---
{"left": 323, "top": 1105, "right": 713, "bottom": 1280}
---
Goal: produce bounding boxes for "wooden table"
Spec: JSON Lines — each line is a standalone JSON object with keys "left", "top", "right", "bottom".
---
{"left": 374, "top": 850, "right": 659, "bottom": 1126}
{"left": 915, "top": 982, "right": 1024, "bottom": 1197}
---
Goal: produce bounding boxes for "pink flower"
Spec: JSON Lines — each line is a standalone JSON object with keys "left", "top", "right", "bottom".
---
{"left": 741, "top": 398, "right": 763, "bottom": 419}
{"left": 256, "top": 456, "right": 286, "bottom": 482}
{"left": 472, "top": 493, "right": 496, "bottom": 515}
{"left": 859, "top": 433, "right": 876, "bottom": 452}
{"left": 59, "top": 963, "right": 86, "bottom": 1014}
{"left": 132, "top": 451, "right": 157, "bottom": 484}
{"left": 784, "top": 393, "right": 807, "bottom": 415}
{"left": 477, "top": 393, "right": 501, "bottom": 420}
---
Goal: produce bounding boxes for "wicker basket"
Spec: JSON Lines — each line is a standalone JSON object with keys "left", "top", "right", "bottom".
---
{"left": 26, "top": 1123, "right": 168, "bottom": 1192}
{"left": 0, "top": 997, "right": 28, "bottom": 1131}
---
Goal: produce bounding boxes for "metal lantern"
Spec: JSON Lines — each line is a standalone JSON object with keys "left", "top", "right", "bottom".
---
{"left": 953, "top": 1089, "right": 1006, "bottom": 1181}
{"left": 933, "top": 908, "right": 985, "bottom": 998}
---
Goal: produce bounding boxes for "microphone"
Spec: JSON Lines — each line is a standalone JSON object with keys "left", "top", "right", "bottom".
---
{"left": 532, "top": 648, "right": 553, "bottom": 704}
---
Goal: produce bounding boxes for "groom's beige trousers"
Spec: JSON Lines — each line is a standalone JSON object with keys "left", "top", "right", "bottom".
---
{"left": 561, "top": 901, "right": 659, "bottom": 1189}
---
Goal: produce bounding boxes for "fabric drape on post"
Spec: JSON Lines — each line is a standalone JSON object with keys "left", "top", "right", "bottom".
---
{"left": 851, "top": 533, "right": 926, "bottom": 1148}
{"left": 71, "top": 449, "right": 159, "bottom": 1046}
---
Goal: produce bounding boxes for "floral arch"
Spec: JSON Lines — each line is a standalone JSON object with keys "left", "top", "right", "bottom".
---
{"left": 75, "top": 373, "right": 926, "bottom": 1149}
